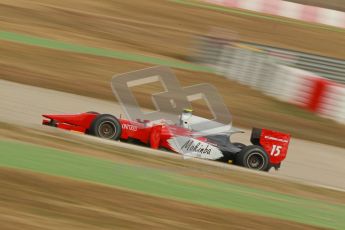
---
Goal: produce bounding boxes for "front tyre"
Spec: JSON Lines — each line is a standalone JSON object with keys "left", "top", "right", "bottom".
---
{"left": 235, "top": 145, "right": 269, "bottom": 171}
{"left": 88, "top": 114, "right": 122, "bottom": 140}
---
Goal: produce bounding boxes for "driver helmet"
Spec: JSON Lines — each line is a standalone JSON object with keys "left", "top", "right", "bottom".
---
{"left": 180, "top": 108, "right": 193, "bottom": 129}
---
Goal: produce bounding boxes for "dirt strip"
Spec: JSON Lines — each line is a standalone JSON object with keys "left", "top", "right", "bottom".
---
{"left": 0, "top": 167, "right": 328, "bottom": 230}
{"left": 0, "top": 0, "right": 344, "bottom": 58}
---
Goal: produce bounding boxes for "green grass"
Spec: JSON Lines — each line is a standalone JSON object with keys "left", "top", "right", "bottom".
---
{"left": 0, "top": 140, "right": 344, "bottom": 229}
{"left": 171, "top": 0, "right": 345, "bottom": 33}
{"left": 0, "top": 30, "right": 213, "bottom": 73}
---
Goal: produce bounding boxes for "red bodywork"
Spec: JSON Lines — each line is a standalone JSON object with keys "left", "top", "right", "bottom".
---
{"left": 42, "top": 113, "right": 200, "bottom": 149}
{"left": 258, "top": 129, "right": 290, "bottom": 164}
{"left": 42, "top": 112, "right": 290, "bottom": 166}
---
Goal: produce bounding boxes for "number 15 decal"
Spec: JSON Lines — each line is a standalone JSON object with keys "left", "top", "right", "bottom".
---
{"left": 270, "top": 145, "right": 282, "bottom": 156}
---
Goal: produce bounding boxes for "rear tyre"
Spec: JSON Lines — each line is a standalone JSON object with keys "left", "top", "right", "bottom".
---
{"left": 88, "top": 114, "right": 122, "bottom": 140}
{"left": 235, "top": 145, "right": 269, "bottom": 171}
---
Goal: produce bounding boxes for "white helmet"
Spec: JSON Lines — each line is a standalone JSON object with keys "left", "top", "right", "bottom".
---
{"left": 180, "top": 108, "right": 193, "bottom": 129}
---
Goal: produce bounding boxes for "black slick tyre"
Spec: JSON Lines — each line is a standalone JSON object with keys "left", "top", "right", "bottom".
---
{"left": 235, "top": 145, "right": 269, "bottom": 171}
{"left": 88, "top": 114, "right": 122, "bottom": 140}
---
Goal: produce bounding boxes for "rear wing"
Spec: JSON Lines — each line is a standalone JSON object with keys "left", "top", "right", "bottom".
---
{"left": 251, "top": 128, "right": 291, "bottom": 164}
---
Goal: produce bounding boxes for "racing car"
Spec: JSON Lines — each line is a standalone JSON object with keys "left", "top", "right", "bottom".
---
{"left": 42, "top": 109, "right": 290, "bottom": 171}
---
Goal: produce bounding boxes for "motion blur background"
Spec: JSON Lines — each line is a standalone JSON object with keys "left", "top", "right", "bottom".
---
{"left": 1, "top": 0, "right": 345, "bottom": 146}
{"left": 0, "top": 0, "right": 345, "bottom": 229}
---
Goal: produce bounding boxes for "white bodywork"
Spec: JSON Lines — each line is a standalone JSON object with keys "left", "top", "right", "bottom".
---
{"left": 167, "top": 136, "right": 224, "bottom": 160}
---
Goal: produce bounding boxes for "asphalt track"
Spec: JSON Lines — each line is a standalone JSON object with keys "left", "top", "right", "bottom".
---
{"left": 1, "top": 79, "right": 345, "bottom": 191}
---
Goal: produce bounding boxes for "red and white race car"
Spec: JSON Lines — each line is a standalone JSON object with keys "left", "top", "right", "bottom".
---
{"left": 42, "top": 110, "right": 290, "bottom": 171}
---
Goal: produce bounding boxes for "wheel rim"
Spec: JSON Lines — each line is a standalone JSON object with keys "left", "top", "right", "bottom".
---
{"left": 98, "top": 121, "right": 116, "bottom": 139}
{"left": 246, "top": 152, "right": 265, "bottom": 170}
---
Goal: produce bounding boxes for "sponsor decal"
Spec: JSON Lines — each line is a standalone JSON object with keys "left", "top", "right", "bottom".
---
{"left": 167, "top": 136, "right": 223, "bottom": 160}
{"left": 264, "top": 135, "right": 288, "bottom": 143}
{"left": 181, "top": 140, "right": 212, "bottom": 155}
{"left": 122, "top": 123, "right": 138, "bottom": 131}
